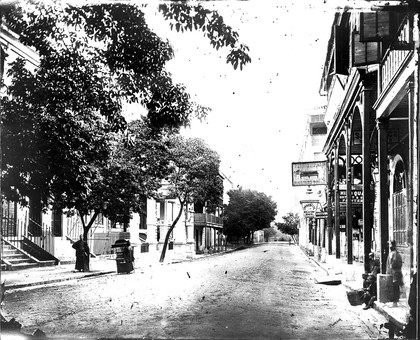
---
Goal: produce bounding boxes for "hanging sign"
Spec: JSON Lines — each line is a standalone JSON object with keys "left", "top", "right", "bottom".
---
{"left": 292, "top": 161, "right": 328, "bottom": 186}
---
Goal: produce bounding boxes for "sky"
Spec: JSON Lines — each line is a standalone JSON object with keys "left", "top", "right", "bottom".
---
{"left": 142, "top": 1, "right": 338, "bottom": 219}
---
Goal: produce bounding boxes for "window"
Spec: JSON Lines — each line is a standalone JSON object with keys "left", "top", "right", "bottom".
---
{"left": 393, "top": 161, "right": 407, "bottom": 245}
{"left": 1, "top": 200, "right": 17, "bottom": 237}
{"left": 29, "top": 201, "right": 42, "bottom": 237}
{"left": 51, "top": 209, "right": 63, "bottom": 237}
{"left": 312, "top": 126, "right": 327, "bottom": 135}
{"left": 139, "top": 213, "right": 147, "bottom": 229}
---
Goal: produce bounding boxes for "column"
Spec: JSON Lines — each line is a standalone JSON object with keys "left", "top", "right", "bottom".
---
{"left": 407, "top": 82, "right": 415, "bottom": 250}
{"left": 334, "top": 148, "right": 341, "bottom": 258}
{"left": 377, "top": 119, "right": 389, "bottom": 274}
{"left": 327, "top": 157, "right": 333, "bottom": 255}
{"left": 346, "top": 120, "right": 353, "bottom": 264}
{"left": 362, "top": 88, "right": 373, "bottom": 272}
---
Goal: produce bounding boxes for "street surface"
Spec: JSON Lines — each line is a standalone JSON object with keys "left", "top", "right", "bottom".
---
{"left": 3, "top": 243, "right": 387, "bottom": 339}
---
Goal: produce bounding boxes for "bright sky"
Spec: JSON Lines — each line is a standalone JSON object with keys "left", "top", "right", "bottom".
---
{"left": 142, "top": 1, "right": 338, "bottom": 219}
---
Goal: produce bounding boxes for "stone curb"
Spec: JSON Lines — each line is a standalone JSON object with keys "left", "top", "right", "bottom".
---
{"left": 6, "top": 271, "right": 116, "bottom": 291}
{"left": 5, "top": 246, "right": 252, "bottom": 291}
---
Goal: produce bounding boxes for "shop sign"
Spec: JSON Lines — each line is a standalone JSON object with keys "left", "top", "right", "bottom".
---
{"left": 292, "top": 161, "right": 328, "bottom": 186}
{"left": 339, "top": 189, "right": 363, "bottom": 205}
{"left": 315, "top": 211, "right": 328, "bottom": 219}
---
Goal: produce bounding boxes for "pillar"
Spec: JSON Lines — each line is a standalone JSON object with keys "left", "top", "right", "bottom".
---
{"left": 361, "top": 88, "right": 373, "bottom": 272}
{"left": 334, "top": 148, "right": 341, "bottom": 258}
{"left": 377, "top": 119, "right": 389, "bottom": 274}
{"left": 346, "top": 120, "right": 353, "bottom": 264}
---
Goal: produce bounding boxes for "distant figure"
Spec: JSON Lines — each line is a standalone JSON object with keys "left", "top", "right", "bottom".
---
{"left": 363, "top": 252, "right": 380, "bottom": 286}
{"left": 72, "top": 235, "right": 90, "bottom": 272}
{"left": 362, "top": 274, "right": 377, "bottom": 310}
{"left": 360, "top": 252, "right": 380, "bottom": 309}
{"left": 386, "top": 240, "right": 403, "bottom": 306}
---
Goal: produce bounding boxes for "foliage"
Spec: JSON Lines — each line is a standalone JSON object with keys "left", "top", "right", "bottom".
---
{"left": 158, "top": 3, "right": 251, "bottom": 70}
{"left": 263, "top": 227, "right": 278, "bottom": 241}
{"left": 159, "top": 136, "right": 223, "bottom": 262}
{"left": 223, "top": 188, "right": 277, "bottom": 243}
{"left": 276, "top": 212, "right": 300, "bottom": 236}
{"left": 100, "top": 118, "right": 172, "bottom": 225}
{"left": 0, "top": 1, "right": 250, "bottom": 239}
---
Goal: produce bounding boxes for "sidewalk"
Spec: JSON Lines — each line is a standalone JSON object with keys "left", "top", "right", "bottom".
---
{"left": 1, "top": 247, "right": 240, "bottom": 291}
{"left": 306, "top": 248, "right": 409, "bottom": 336}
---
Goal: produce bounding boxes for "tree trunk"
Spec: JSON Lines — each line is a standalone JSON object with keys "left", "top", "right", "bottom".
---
{"left": 78, "top": 210, "right": 99, "bottom": 242}
{"left": 159, "top": 199, "right": 184, "bottom": 263}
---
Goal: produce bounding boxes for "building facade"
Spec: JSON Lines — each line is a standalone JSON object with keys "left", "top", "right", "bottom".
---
{"left": 298, "top": 7, "right": 420, "bottom": 337}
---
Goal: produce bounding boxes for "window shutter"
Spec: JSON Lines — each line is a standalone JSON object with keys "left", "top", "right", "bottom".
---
{"left": 335, "top": 25, "right": 349, "bottom": 75}
{"left": 353, "top": 32, "right": 380, "bottom": 66}
{"left": 360, "top": 12, "right": 390, "bottom": 42}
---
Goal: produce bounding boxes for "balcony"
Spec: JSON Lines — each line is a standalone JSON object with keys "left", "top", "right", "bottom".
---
{"left": 380, "top": 16, "right": 412, "bottom": 93}
{"left": 194, "top": 213, "right": 223, "bottom": 227}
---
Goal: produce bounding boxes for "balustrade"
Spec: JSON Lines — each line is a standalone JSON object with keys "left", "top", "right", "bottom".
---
{"left": 381, "top": 18, "right": 412, "bottom": 92}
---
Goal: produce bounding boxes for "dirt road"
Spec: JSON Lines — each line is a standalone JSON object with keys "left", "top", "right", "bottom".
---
{"left": 3, "top": 243, "right": 387, "bottom": 339}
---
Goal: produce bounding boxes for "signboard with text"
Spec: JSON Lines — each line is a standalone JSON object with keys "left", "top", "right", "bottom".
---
{"left": 292, "top": 161, "right": 328, "bottom": 186}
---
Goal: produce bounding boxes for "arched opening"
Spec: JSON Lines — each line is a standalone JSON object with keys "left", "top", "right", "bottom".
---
{"left": 391, "top": 158, "right": 407, "bottom": 246}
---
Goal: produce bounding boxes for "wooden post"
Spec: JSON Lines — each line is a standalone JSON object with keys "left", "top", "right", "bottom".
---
{"left": 377, "top": 119, "right": 389, "bottom": 274}
{"left": 334, "top": 147, "right": 341, "bottom": 258}
{"left": 346, "top": 121, "right": 353, "bottom": 264}
{"left": 327, "top": 156, "right": 333, "bottom": 255}
{"left": 362, "top": 88, "right": 372, "bottom": 273}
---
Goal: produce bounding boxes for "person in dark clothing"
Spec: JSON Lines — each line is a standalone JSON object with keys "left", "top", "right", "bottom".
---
{"left": 386, "top": 240, "right": 403, "bottom": 306}
{"left": 404, "top": 272, "right": 417, "bottom": 339}
{"left": 72, "top": 235, "right": 90, "bottom": 272}
{"left": 362, "top": 274, "right": 377, "bottom": 310}
{"left": 363, "top": 252, "right": 380, "bottom": 288}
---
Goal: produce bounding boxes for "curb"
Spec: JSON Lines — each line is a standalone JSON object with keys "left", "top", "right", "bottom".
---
{"left": 6, "top": 271, "right": 115, "bottom": 291}
{"left": 5, "top": 246, "right": 249, "bottom": 290}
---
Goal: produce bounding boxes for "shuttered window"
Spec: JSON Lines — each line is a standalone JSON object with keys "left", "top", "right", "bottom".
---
{"left": 353, "top": 32, "right": 380, "bottom": 66}
{"left": 360, "top": 12, "right": 390, "bottom": 42}
{"left": 393, "top": 189, "right": 407, "bottom": 245}
{"left": 51, "top": 209, "right": 63, "bottom": 237}
{"left": 335, "top": 25, "right": 349, "bottom": 75}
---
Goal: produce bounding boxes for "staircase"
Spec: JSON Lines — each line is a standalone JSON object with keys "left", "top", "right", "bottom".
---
{"left": 2, "top": 242, "right": 38, "bottom": 270}
{"left": 1, "top": 239, "right": 57, "bottom": 271}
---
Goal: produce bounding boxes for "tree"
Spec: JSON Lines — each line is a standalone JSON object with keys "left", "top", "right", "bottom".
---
{"left": 263, "top": 227, "right": 278, "bottom": 242}
{"left": 159, "top": 136, "right": 223, "bottom": 262}
{"left": 276, "top": 212, "right": 300, "bottom": 237}
{"left": 0, "top": 1, "right": 250, "bottom": 239}
{"left": 223, "top": 188, "right": 277, "bottom": 244}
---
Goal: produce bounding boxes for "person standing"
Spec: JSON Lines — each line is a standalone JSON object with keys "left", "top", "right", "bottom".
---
{"left": 72, "top": 235, "right": 90, "bottom": 272}
{"left": 386, "top": 240, "right": 403, "bottom": 306}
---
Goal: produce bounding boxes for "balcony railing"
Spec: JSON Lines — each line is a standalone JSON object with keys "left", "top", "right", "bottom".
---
{"left": 381, "top": 17, "right": 412, "bottom": 92}
{"left": 194, "top": 213, "right": 223, "bottom": 226}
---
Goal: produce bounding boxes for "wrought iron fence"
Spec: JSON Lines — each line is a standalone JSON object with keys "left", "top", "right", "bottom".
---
{"left": 1, "top": 217, "right": 55, "bottom": 255}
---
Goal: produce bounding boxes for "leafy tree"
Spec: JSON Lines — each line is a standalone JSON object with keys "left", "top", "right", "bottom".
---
{"left": 276, "top": 212, "right": 300, "bottom": 236}
{"left": 159, "top": 136, "right": 223, "bottom": 262}
{"left": 0, "top": 1, "right": 250, "bottom": 239}
{"left": 263, "top": 227, "right": 278, "bottom": 242}
{"left": 223, "top": 188, "right": 277, "bottom": 244}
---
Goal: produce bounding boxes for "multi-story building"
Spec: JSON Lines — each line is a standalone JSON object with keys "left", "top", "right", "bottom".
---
{"left": 295, "top": 106, "right": 328, "bottom": 258}
{"left": 311, "top": 7, "right": 419, "bottom": 337}
{"left": 0, "top": 23, "right": 229, "bottom": 268}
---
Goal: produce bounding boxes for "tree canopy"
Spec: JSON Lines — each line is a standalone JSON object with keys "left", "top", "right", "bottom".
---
{"left": 159, "top": 136, "right": 223, "bottom": 262}
{"left": 223, "top": 188, "right": 277, "bottom": 243}
{"left": 0, "top": 1, "right": 250, "bottom": 236}
{"left": 276, "top": 212, "right": 300, "bottom": 236}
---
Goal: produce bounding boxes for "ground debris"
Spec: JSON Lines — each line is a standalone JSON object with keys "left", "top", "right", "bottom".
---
{"left": 329, "top": 318, "right": 342, "bottom": 327}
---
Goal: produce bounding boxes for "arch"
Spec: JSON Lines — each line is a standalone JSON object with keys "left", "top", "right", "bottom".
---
{"left": 389, "top": 154, "right": 408, "bottom": 246}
